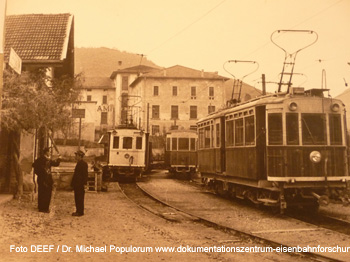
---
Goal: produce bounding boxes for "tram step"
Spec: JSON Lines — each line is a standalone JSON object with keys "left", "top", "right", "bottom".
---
{"left": 257, "top": 198, "right": 279, "bottom": 204}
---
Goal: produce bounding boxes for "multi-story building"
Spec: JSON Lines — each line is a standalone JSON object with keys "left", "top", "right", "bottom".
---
{"left": 128, "top": 65, "right": 229, "bottom": 134}
{"left": 110, "top": 65, "right": 159, "bottom": 127}
{"left": 72, "top": 77, "right": 115, "bottom": 141}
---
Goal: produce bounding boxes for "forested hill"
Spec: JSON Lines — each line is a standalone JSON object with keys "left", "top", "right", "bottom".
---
{"left": 74, "top": 47, "right": 160, "bottom": 78}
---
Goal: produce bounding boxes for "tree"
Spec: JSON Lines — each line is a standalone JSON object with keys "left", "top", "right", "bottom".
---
{"left": 0, "top": 68, "right": 83, "bottom": 194}
{"left": 2, "top": 68, "right": 82, "bottom": 133}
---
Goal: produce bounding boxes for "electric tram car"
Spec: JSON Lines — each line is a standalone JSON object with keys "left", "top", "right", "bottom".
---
{"left": 197, "top": 87, "right": 350, "bottom": 212}
{"left": 164, "top": 129, "right": 198, "bottom": 178}
{"left": 101, "top": 125, "right": 151, "bottom": 181}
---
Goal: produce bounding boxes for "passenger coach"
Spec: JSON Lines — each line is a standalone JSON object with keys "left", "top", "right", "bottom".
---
{"left": 164, "top": 129, "right": 197, "bottom": 178}
{"left": 197, "top": 87, "right": 350, "bottom": 212}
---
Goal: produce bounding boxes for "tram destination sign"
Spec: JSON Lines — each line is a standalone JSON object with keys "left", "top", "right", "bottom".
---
{"left": 72, "top": 108, "right": 85, "bottom": 118}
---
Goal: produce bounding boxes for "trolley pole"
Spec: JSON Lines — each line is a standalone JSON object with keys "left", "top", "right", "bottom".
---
{"left": 262, "top": 74, "right": 266, "bottom": 95}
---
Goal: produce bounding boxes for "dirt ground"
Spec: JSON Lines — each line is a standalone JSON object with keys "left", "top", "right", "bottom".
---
{"left": 0, "top": 186, "right": 304, "bottom": 262}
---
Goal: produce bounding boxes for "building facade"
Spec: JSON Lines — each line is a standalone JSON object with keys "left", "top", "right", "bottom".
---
{"left": 128, "top": 65, "right": 229, "bottom": 135}
{"left": 71, "top": 77, "right": 115, "bottom": 141}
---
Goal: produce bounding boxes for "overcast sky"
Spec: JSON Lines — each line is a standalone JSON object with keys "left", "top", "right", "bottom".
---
{"left": 4, "top": 0, "right": 350, "bottom": 96}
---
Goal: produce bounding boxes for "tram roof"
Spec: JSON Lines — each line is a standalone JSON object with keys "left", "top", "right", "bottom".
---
{"left": 197, "top": 89, "right": 344, "bottom": 123}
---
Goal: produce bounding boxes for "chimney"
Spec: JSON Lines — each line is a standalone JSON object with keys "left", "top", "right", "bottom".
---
{"left": 201, "top": 69, "right": 204, "bottom": 77}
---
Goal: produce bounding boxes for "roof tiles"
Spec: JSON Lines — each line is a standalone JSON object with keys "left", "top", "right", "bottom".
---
{"left": 5, "top": 13, "right": 73, "bottom": 62}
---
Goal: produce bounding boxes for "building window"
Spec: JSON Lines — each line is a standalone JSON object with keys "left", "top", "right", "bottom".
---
{"left": 153, "top": 86, "right": 159, "bottom": 96}
{"left": 152, "top": 105, "right": 160, "bottom": 119}
{"left": 171, "top": 105, "right": 179, "bottom": 120}
{"left": 208, "top": 105, "right": 215, "bottom": 114}
{"left": 190, "top": 106, "right": 197, "bottom": 119}
{"left": 101, "top": 112, "right": 108, "bottom": 124}
{"left": 209, "top": 86, "right": 214, "bottom": 98}
{"left": 122, "top": 76, "right": 129, "bottom": 91}
{"left": 172, "top": 86, "right": 178, "bottom": 96}
{"left": 103, "top": 95, "right": 107, "bottom": 104}
{"left": 152, "top": 125, "right": 160, "bottom": 135}
{"left": 191, "top": 86, "right": 196, "bottom": 97}
{"left": 87, "top": 95, "right": 92, "bottom": 102}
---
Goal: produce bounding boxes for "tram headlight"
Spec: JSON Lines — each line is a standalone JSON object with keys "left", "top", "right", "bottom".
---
{"left": 288, "top": 102, "right": 298, "bottom": 111}
{"left": 310, "top": 151, "right": 321, "bottom": 163}
{"left": 331, "top": 103, "right": 340, "bottom": 112}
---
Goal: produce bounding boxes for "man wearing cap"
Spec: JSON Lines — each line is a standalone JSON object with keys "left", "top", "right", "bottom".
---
{"left": 32, "top": 147, "right": 61, "bottom": 213}
{"left": 71, "top": 150, "right": 88, "bottom": 216}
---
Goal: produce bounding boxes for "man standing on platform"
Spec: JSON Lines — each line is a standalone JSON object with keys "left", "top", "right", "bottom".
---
{"left": 71, "top": 150, "right": 88, "bottom": 216}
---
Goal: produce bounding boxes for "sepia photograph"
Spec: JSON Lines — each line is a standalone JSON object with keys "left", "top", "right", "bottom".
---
{"left": 0, "top": 0, "right": 350, "bottom": 261}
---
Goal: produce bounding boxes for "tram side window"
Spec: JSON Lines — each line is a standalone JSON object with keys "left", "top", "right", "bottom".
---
{"left": 166, "top": 138, "right": 171, "bottom": 151}
{"left": 204, "top": 126, "right": 211, "bottom": 148}
{"left": 136, "top": 137, "right": 143, "bottom": 149}
{"left": 245, "top": 116, "right": 255, "bottom": 145}
{"left": 172, "top": 138, "right": 177, "bottom": 150}
{"left": 235, "top": 119, "right": 244, "bottom": 146}
{"left": 216, "top": 123, "right": 220, "bottom": 147}
{"left": 113, "top": 136, "right": 119, "bottom": 149}
{"left": 198, "top": 128, "right": 204, "bottom": 149}
{"left": 190, "top": 138, "right": 196, "bottom": 151}
{"left": 179, "top": 138, "right": 189, "bottom": 150}
{"left": 286, "top": 113, "right": 299, "bottom": 145}
{"left": 226, "top": 120, "right": 234, "bottom": 146}
{"left": 268, "top": 113, "right": 283, "bottom": 145}
{"left": 123, "top": 137, "right": 133, "bottom": 149}
{"left": 302, "top": 114, "right": 326, "bottom": 145}
{"left": 329, "top": 114, "right": 342, "bottom": 145}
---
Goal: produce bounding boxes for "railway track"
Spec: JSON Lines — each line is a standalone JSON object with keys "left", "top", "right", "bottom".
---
{"left": 180, "top": 177, "right": 350, "bottom": 237}
{"left": 287, "top": 209, "right": 350, "bottom": 236}
{"left": 119, "top": 181, "right": 346, "bottom": 262}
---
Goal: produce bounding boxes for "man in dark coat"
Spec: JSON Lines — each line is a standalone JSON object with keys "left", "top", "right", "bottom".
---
{"left": 71, "top": 150, "right": 88, "bottom": 216}
{"left": 32, "top": 147, "right": 61, "bottom": 213}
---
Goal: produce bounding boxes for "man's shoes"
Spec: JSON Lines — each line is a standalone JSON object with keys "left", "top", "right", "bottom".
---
{"left": 72, "top": 212, "right": 84, "bottom": 216}
{"left": 39, "top": 209, "right": 50, "bottom": 213}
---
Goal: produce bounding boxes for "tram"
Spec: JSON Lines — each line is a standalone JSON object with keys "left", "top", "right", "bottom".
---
{"left": 197, "top": 30, "right": 350, "bottom": 212}
{"left": 101, "top": 124, "right": 151, "bottom": 182}
{"left": 164, "top": 129, "right": 198, "bottom": 179}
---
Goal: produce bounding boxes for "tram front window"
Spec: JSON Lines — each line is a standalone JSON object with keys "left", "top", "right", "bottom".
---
{"left": 179, "top": 138, "right": 189, "bottom": 150}
{"left": 123, "top": 137, "right": 133, "bottom": 149}
{"left": 329, "top": 114, "right": 342, "bottom": 145}
{"left": 301, "top": 114, "right": 326, "bottom": 145}
{"left": 286, "top": 113, "right": 299, "bottom": 145}
{"left": 268, "top": 113, "right": 283, "bottom": 145}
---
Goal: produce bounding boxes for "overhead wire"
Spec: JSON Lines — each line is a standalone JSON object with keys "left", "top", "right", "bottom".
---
{"left": 147, "top": 0, "right": 227, "bottom": 55}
